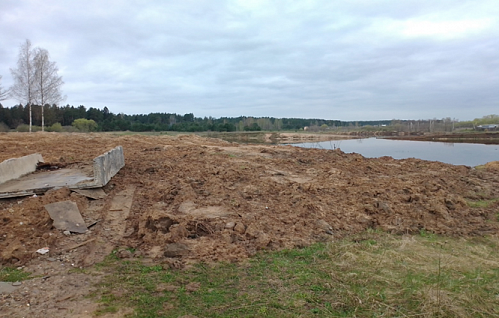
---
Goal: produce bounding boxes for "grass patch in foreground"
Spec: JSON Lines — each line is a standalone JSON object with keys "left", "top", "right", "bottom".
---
{"left": 92, "top": 232, "right": 499, "bottom": 317}
{"left": 0, "top": 267, "right": 31, "bottom": 282}
{"left": 466, "top": 198, "right": 499, "bottom": 208}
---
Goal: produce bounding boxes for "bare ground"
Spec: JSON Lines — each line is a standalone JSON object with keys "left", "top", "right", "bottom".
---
{"left": 1, "top": 132, "right": 498, "bottom": 317}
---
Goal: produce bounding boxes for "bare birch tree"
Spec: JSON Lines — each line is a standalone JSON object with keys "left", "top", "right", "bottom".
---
{"left": 10, "top": 39, "right": 37, "bottom": 132}
{"left": 0, "top": 75, "right": 9, "bottom": 101}
{"left": 10, "top": 40, "right": 64, "bottom": 132}
{"left": 33, "top": 48, "right": 64, "bottom": 131}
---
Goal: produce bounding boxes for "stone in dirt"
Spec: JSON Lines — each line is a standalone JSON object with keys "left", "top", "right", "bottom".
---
{"left": 164, "top": 243, "right": 190, "bottom": 257}
{"left": 44, "top": 200, "right": 88, "bottom": 233}
{"left": 316, "top": 219, "right": 333, "bottom": 231}
{"left": 185, "top": 282, "right": 201, "bottom": 292}
{"left": 233, "top": 223, "right": 246, "bottom": 234}
{"left": 36, "top": 247, "right": 50, "bottom": 254}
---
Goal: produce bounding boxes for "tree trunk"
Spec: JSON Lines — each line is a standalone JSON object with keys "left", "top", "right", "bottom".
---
{"left": 29, "top": 103, "right": 32, "bottom": 133}
{"left": 41, "top": 105, "right": 44, "bottom": 131}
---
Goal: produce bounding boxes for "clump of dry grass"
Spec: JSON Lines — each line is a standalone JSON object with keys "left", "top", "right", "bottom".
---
{"left": 325, "top": 231, "right": 499, "bottom": 317}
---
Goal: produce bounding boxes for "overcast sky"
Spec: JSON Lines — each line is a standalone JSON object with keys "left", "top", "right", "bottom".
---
{"left": 0, "top": 0, "right": 498, "bottom": 121}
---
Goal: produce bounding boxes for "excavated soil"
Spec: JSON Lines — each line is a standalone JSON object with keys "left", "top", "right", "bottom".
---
{"left": 1, "top": 132, "right": 499, "bottom": 317}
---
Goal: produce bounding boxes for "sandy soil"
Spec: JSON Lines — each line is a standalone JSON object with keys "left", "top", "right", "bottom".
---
{"left": 1, "top": 132, "right": 498, "bottom": 317}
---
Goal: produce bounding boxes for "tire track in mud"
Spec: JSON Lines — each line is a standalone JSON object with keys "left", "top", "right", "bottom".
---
{"left": 82, "top": 186, "right": 135, "bottom": 267}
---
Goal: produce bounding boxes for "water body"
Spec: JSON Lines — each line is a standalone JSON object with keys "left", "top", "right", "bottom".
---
{"left": 292, "top": 138, "right": 499, "bottom": 167}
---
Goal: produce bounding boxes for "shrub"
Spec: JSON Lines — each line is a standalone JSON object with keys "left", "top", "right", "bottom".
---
{"left": 46, "top": 122, "right": 63, "bottom": 132}
{"left": 16, "top": 124, "right": 41, "bottom": 132}
{"left": 72, "top": 118, "right": 98, "bottom": 132}
{"left": 0, "top": 122, "right": 9, "bottom": 132}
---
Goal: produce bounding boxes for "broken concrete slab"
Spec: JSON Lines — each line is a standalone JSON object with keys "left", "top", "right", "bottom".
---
{"left": 45, "top": 201, "right": 88, "bottom": 233}
{"left": 0, "top": 153, "right": 43, "bottom": 184}
{"left": 0, "top": 146, "right": 125, "bottom": 198}
{"left": 0, "top": 168, "right": 93, "bottom": 198}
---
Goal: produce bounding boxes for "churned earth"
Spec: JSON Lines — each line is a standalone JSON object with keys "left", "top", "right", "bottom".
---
{"left": 0, "top": 132, "right": 498, "bottom": 317}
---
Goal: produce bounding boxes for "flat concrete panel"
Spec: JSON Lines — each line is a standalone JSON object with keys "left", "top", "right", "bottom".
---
{"left": 0, "top": 153, "right": 43, "bottom": 184}
{"left": 78, "top": 146, "right": 125, "bottom": 188}
{"left": 0, "top": 168, "right": 92, "bottom": 194}
{"left": 0, "top": 146, "right": 124, "bottom": 198}
{"left": 45, "top": 201, "right": 88, "bottom": 233}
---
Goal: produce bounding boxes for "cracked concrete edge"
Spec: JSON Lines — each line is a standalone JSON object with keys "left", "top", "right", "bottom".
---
{"left": 0, "top": 153, "right": 44, "bottom": 185}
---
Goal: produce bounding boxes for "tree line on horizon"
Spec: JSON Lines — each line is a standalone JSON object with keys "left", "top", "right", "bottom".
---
{"left": 1, "top": 103, "right": 495, "bottom": 133}
{"left": 0, "top": 103, "right": 394, "bottom": 132}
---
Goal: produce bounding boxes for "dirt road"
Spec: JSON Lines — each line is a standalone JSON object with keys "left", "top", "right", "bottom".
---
{"left": 1, "top": 132, "right": 498, "bottom": 317}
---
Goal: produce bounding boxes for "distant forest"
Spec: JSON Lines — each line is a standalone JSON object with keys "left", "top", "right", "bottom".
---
{"left": 1, "top": 104, "right": 496, "bottom": 133}
{"left": 0, "top": 104, "right": 391, "bottom": 132}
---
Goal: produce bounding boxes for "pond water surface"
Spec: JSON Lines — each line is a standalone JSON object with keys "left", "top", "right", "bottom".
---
{"left": 292, "top": 138, "right": 499, "bottom": 167}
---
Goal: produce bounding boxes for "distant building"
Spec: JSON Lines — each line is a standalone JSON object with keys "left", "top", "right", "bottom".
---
{"left": 476, "top": 124, "right": 498, "bottom": 131}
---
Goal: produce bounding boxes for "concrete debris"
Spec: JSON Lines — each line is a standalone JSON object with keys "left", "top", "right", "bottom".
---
{"left": 36, "top": 247, "right": 50, "bottom": 255}
{"left": 44, "top": 201, "right": 88, "bottom": 233}
{"left": 0, "top": 153, "right": 43, "bottom": 184}
{"left": 0, "top": 146, "right": 124, "bottom": 199}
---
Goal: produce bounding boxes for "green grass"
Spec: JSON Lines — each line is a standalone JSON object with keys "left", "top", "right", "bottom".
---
{"left": 466, "top": 198, "right": 499, "bottom": 208}
{"left": 91, "top": 232, "right": 499, "bottom": 317}
{"left": 0, "top": 267, "right": 31, "bottom": 282}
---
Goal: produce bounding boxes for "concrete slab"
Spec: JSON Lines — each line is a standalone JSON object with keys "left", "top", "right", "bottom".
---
{"left": 0, "top": 281, "right": 21, "bottom": 294}
{"left": 45, "top": 201, "right": 88, "bottom": 233}
{"left": 0, "top": 146, "right": 124, "bottom": 198}
{"left": 74, "top": 146, "right": 125, "bottom": 188}
{"left": 0, "top": 153, "right": 43, "bottom": 184}
{"left": 0, "top": 168, "right": 93, "bottom": 197}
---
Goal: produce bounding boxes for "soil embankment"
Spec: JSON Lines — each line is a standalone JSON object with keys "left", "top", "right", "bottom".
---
{"left": 1, "top": 132, "right": 498, "bottom": 266}
{"left": 1, "top": 132, "right": 499, "bottom": 317}
{"left": 386, "top": 132, "right": 499, "bottom": 144}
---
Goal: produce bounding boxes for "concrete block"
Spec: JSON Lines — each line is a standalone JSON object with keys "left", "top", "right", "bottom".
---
{"left": 0, "top": 153, "right": 43, "bottom": 185}
{"left": 76, "top": 146, "right": 125, "bottom": 188}
{"left": 93, "top": 146, "right": 125, "bottom": 186}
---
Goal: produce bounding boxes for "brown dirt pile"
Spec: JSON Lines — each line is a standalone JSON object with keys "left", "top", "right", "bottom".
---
{"left": 1, "top": 132, "right": 499, "bottom": 267}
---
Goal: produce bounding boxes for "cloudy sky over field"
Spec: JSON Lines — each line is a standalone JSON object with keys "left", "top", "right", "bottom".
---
{"left": 0, "top": 0, "right": 498, "bottom": 121}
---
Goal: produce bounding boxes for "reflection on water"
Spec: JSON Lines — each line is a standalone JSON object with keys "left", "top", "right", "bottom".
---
{"left": 292, "top": 138, "right": 499, "bottom": 167}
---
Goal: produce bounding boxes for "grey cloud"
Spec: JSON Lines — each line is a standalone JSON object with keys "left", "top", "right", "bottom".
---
{"left": 0, "top": 0, "right": 498, "bottom": 121}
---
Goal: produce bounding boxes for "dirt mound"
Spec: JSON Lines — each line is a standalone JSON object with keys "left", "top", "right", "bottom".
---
{"left": 483, "top": 161, "right": 499, "bottom": 171}
{"left": 1, "top": 132, "right": 499, "bottom": 267}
